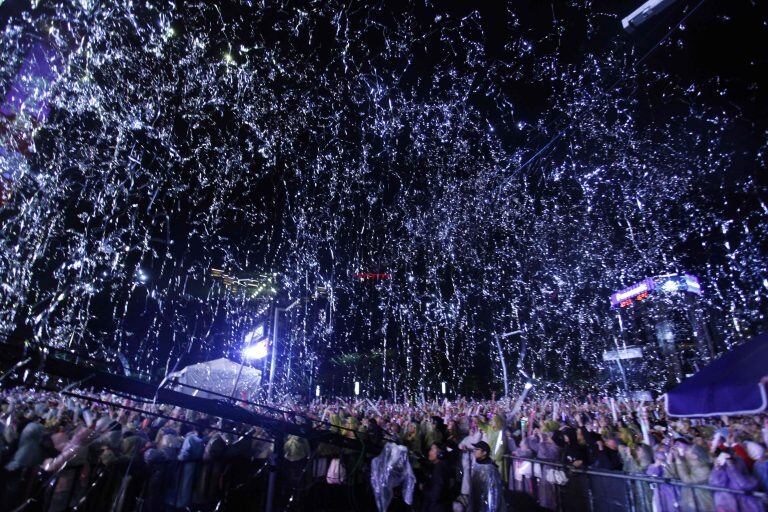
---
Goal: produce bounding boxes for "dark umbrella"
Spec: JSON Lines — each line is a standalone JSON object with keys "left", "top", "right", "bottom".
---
{"left": 665, "top": 332, "right": 768, "bottom": 417}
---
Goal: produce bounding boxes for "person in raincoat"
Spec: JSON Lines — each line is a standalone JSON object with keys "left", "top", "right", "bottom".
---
{"left": 5, "top": 421, "right": 45, "bottom": 471}
{"left": 3, "top": 421, "right": 45, "bottom": 509}
{"left": 315, "top": 413, "right": 343, "bottom": 480}
{"left": 283, "top": 433, "right": 311, "bottom": 489}
{"left": 646, "top": 447, "right": 679, "bottom": 512}
{"left": 535, "top": 429, "right": 563, "bottom": 511}
{"left": 171, "top": 422, "right": 207, "bottom": 509}
{"left": 621, "top": 443, "right": 655, "bottom": 512}
{"left": 194, "top": 432, "right": 227, "bottom": 506}
{"left": 45, "top": 426, "right": 96, "bottom": 512}
{"left": 142, "top": 447, "right": 167, "bottom": 512}
{"left": 510, "top": 434, "right": 536, "bottom": 496}
{"left": 469, "top": 441, "right": 505, "bottom": 512}
{"left": 405, "top": 422, "right": 424, "bottom": 467}
{"left": 483, "top": 415, "right": 507, "bottom": 484}
{"left": 667, "top": 439, "right": 714, "bottom": 512}
{"left": 709, "top": 452, "right": 763, "bottom": 512}
{"left": 424, "top": 417, "right": 445, "bottom": 455}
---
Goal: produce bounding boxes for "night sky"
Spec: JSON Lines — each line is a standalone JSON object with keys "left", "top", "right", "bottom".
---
{"left": 1, "top": 0, "right": 766, "bottom": 399}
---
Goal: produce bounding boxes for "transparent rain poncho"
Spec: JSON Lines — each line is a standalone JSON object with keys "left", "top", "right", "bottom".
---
{"left": 470, "top": 463, "right": 506, "bottom": 512}
{"left": 370, "top": 442, "right": 416, "bottom": 511}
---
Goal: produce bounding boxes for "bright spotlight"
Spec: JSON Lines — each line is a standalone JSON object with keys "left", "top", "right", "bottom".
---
{"left": 243, "top": 339, "right": 269, "bottom": 360}
{"left": 315, "top": 385, "right": 320, "bottom": 397}
{"left": 354, "top": 381, "right": 360, "bottom": 396}
{"left": 524, "top": 381, "right": 534, "bottom": 390}
{"left": 441, "top": 381, "right": 447, "bottom": 394}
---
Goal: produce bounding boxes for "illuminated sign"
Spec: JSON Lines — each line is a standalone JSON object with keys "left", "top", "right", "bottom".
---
{"left": 603, "top": 347, "right": 643, "bottom": 361}
{"left": 610, "top": 273, "right": 701, "bottom": 308}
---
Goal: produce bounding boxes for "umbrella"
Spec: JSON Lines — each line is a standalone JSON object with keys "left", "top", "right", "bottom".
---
{"left": 665, "top": 332, "right": 768, "bottom": 417}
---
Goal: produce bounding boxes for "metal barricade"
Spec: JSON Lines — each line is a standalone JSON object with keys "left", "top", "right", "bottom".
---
{"left": 9, "top": 456, "right": 271, "bottom": 512}
{"left": 504, "top": 454, "right": 768, "bottom": 512}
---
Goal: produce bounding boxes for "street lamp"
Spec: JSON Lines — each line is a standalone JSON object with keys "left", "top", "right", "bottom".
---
{"left": 243, "top": 339, "right": 269, "bottom": 361}
{"left": 495, "top": 330, "right": 523, "bottom": 398}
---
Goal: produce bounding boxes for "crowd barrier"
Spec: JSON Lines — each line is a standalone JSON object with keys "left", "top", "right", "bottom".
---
{"left": 4, "top": 457, "right": 272, "bottom": 512}
{"left": 10, "top": 445, "right": 767, "bottom": 511}
{"left": 504, "top": 454, "right": 768, "bottom": 512}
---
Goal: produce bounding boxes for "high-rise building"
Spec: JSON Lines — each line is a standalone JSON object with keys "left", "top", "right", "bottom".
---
{"left": 603, "top": 273, "right": 715, "bottom": 394}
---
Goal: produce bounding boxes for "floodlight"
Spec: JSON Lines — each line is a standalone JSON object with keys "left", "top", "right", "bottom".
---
{"left": 243, "top": 339, "right": 269, "bottom": 360}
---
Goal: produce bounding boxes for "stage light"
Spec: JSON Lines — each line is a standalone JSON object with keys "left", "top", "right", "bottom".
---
{"left": 524, "top": 381, "right": 534, "bottom": 390}
{"left": 441, "top": 381, "right": 446, "bottom": 394}
{"left": 354, "top": 381, "right": 360, "bottom": 396}
{"left": 243, "top": 339, "right": 268, "bottom": 360}
{"left": 315, "top": 385, "right": 320, "bottom": 397}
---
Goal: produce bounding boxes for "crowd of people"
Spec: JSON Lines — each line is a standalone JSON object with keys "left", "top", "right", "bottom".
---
{"left": 1, "top": 385, "right": 768, "bottom": 511}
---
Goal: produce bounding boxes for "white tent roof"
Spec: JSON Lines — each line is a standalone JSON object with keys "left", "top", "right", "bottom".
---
{"left": 170, "top": 357, "right": 262, "bottom": 400}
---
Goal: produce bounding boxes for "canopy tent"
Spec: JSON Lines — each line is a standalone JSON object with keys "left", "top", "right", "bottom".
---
{"left": 169, "top": 358, "right": 262, "bottom": 401}
{"left": 665, "top": 332, "right": 768, "bottom": 417}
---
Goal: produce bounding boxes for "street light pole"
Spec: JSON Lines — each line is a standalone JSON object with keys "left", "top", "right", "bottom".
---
{"left": 493, "top": 334, "right": 510, "bottom": 398}
{"left": 497, "top": 330, "right": 523, "bottom": 398}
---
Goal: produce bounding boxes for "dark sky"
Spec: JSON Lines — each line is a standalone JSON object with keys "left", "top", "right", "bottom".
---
{"left": 1, "top": 0, "right": 766, "bottom": 398}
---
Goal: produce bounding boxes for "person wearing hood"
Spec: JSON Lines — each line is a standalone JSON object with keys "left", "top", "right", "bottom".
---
{"left": 667, "top": 439, "right": 714, "bottom": 512}
{"left": 44, "top": 427, "right": 96, "bottom": 512}
{"left": 560, "top": 427, "right": 590, "bottom": 512}
{"left": 104, "top": 434, "right": 147, "bottom": 512}
{"left": 169, "top": 420, "right": 208, "bottom": 510}
{"left": 709, "top": 451, "right": 763, "bottom": 512}
{"left": 5, "top": 421, "right": 44, "bottom": 472}
{"left": 142, "top": 447, "right": 168, "bottom": 512}
{"left": 752, "top": 441, "right": 768, "bottom": 492}
{"left": 315, "top": 413, "right": 342, "bottom": 480}
{"left": 424, "top": 416, "right": 445, "bottom": 455}
{"left": 646, "top": 447, "right": 678, "bottom": 512}
{"left": 535, "top": 428, "right": 563, "bottom": 511}
{"left": 282, "top": 433, "right": 311, "bottom": 497}
{"left": 623, "top": 444, "right": 655, "bottom": 512}
{"left": 3, "top": 421, "right": 45, "bottom": 509}
{"left": 94, "top": 418, "right": 123, "bottom": 452}
{"left": 405, "top": 421, "right": 424, "bottom": 468}
{"left": 158, "top": 432, "right": 182, "bottom": 460}
{"left": 484, "top": 415, "right": 507, "bottom": 483}
{"left": 194, "top": 432, "right": 227, "bottom": 506}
